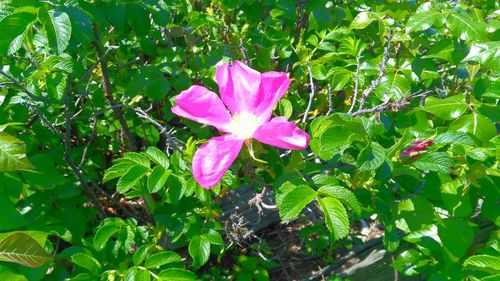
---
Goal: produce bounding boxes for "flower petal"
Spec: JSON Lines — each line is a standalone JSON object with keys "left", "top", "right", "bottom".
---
{"left": 192, "top": 134, "right": 244, "bottom": 189}
{"left": 216, "top": 60, "right": 261, "bottom": 114}
{"left": 171, "top": 85, "right": 232, "bottom": 131}
{"left": 253, "top": 117, "right": 310, "bottom": 150}
{"left": 255, "top": 71, "right": 290, "bottom": 121}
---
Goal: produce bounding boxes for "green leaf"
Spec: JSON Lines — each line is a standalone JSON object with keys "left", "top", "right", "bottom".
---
{"left": 103, "top": 161, "right": 135, "bottom": 183}
{"left": 406, "top": 6, "right": 441, "bottom": 33}
{"left": 413, "top": 152, "right": 454, "bottom": 173}
{"left": 41, "top": 10, "right": 72, "bottom": 54}
{"left": 147, "top": 166, "right": 171, "bottom": 193}
{"left": 144, "top": 251, "right": 182, "bottom": 269}
{"left": 438, "top": 218, "right": 476, "bottom": 262}
{"left": 446, "top": 11, "right": 487, "bottom": 42}
{"left": 71, "top": 253, "right": 101, "bottom": 275}
{"left": 449, "top": 114, "right": 496, "bottom": 143}
{"left": 0, "top": 12, "right": 36, "bottom": 55}
{"left": 434, "top": 131, "right": 475, "bottom": 146}
{"left": 357, "top": 142, "right": 385, "bottom": 171}
{"left": 203, "top": 229, "right": 224, "bottom": 246}
{"left": 464, "top": 255, "right": 500, "bottom": 273}
{"left": 158, "top": 269, "right": 197, "bottom": 281}
{"left": 94, "top": 224, "right": 119, "bottom": 250}
{"left": 375, "top": 74, "right": 411, "bottom": 100}
{"left": 317, "top": 197, "right": 349, "bottom": 240}
{"left": 145, "top": 146, "right": 170, "bottom": 169}
{"left": 117, "top": 165, "right": 149, "bottom": 193}
{"left": 423, "top": 95, "right": 468, "bottom": 120}
{"left": 278, "top": 99, "right": 293, "bottom": 120}
{"left": 188, "top": 235, "right": 210, "bottom": 267}
{"left": 350, "top": 12, "right": 377, "bottom": 29}
{"left": 311, "top": 64, "right": 327, "bottom": 80}
{"left": 0, "top": 233, "right": 52, "bottom": 268}
{"left": 0, "top": 132, "right": 34, "bottom": 172}
{"left": 124, "top": 152, "right": 151, "bottom": 168}
{"left": 133, "top": 245, "right": 151, "bottom": 266}
{"left": 276, "top": 184, "right": 317, "bottom": 220}
{"left": 318, "top": 185, "right": 361, "bottom": 214}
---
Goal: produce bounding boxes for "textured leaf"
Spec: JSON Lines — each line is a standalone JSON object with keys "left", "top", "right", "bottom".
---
{"left": 102, "top": 162, "right": 135, "bottom": 183}
{"left": 71, "top": 253, "right": 101, "bottom": 275}
{"left": 464, "top": 255, "right": 500, "bottom": 272}
{"left": 188, "top": 235, "right": 210, "bottom": 267}
{"left": 145, "top": 147, "right": 170, "bottom": 169}
{"left": 144, "top": 251, "right": 181, "bottom": 269}
{"left": 357, "top": 142, "right": 385, "bottom": 171}
{"left": 413, "top": 152, "right": 454, "bottom": 173}
{"left": 375, "top": 74, "right": 411, "bottom": 100}
{"left": 0, "top": 233, "right": 51, "bottom": 268}
{"left": 123, "top": 152, "right": 151, "bottom": 167}
{"left": 434, "top": 131, "right": 475, "bottom": 146}
{"left": 147, "top": 166, "right": 171, "bottom": 193}
{"left": 41, "top": 10, "right": 72, "bottom": 54}
{"left": 406, "top": 8, "right": 441, "bottom": 33}
{"left": 117, "top": 165, "right": 149, "bottom": 193}
{"left": 158, "top": 269, "right": 197, "bottom": 281}
{"left": 449, "top": 114, "right": 496, "bottom": 143}
{"left": 317, "top": 197, "right": 349, "bottom": 240}
{"left": 318, "top": 185, "right": 361, "bottom": 214}
{"left": 350, "top": 12, "right": 377, "bottom": 29}
{"left": 94, "top": 224, "right": 119, "bottom": 250}
{"left": 276, "top": 184, "right": 317, "bottom": 220}
{"left": 423, "top": 95, "right": 468, "bottom": 120}
{"left": 0, "top": 12, "right": 35, "bottom": 55}
{"left": 0, "top": 132, "right": 34, "bottom": 172}
{"left": 446, "top": 11, "right": 487, "bottom": 42}
{"left": 438, "top": 218, "right": 476, "bottom": 262}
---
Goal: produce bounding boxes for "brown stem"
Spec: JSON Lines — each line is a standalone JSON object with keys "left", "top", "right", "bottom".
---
{"left": 93, "top": 25, "right": 136, "bottom": 151}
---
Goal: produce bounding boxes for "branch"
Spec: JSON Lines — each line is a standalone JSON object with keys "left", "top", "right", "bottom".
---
{"left": 302, "top": 60, "right": 315, "bottom": 123}
{"left": 134, "top": 107, "right": 183, "bottom": 154}
{"left": 348, "top": 52, "right": 362, "bottom": 114}
{"left": 326, "top": 84, "right": 333, "bottom": 116}
{"left": 239, "top": 38, "right": 251, "bottom": 67}
{"left": 351, "top": 90, "right": 432, "bottom": 117}
{"left": 0, "top": 69, "right": 49, "bottom": 103}
{"left": 93, "top": 26, "right": 136, "bottom": 151}
{"left": 355, "top": 29, "right": 392, "bottom": 113}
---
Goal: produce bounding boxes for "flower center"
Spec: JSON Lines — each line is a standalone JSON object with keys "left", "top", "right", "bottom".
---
{"left": 227, "top": 112, "right": 261, "bottom": 140}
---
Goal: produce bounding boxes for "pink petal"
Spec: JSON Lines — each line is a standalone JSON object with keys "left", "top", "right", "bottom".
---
{"left": 255, "top": 71, "right": 290, "bottom": 121}
{"left": 171, "top": 85, "right": 232, "bottom": 131}
{"left": 192, "top": 134, "right": 244, "bottom": 189}
{"left": 216, "top": 61, "right": 261, "bottom": 114}
{"left": 253, "top": 117, "right": 310, "bottom": 150}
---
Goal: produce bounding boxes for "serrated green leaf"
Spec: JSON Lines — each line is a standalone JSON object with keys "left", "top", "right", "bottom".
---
{"left": 133, "top": 245, "right": 151, "bottom": 266}
{"left": 318, "top": 185, "right": 361, "bottom": 214}
{"left": 0, "top": 233, "right": 52, "bottom": 268}
{"left": 276, "top": 184, "right": 317, "bottom": 220}
{"left": 103, "top": 162, "right": 135, "bottom": 183}
{"left": 203, "top": 229, "right": 224, "bottom": 246}
{"left": 449, "top": 114, "right": 496, "bottom": 143}
{"left": 0, "top": 12, "right": 35, "bottom": 55}
{"left": 71, "top": 253, "right": 101, "bottom": 275}
{"left": 0, "top": 132, "right": 34, "bottom": 172}
{"left": 438, "top": 218, "right": 476, "bottom": 262}
{"left": 463, "top": 255, "right": 500, "bottom": 272}
{"left": 117, "top": 165, "right": 149, "bottom": 193}
{"left": 147, "top": 166, "right": 171, "bottom": 193}
{"left": 357, "top": 142, "right": 385, "bottom": 171}
{"left": 317, "top": 197, "right": 349, "bottom": 240}
{"left": 413, "top": 152, "right": 454, "bottom": 173}
{"left": 434, "top": 131, "right": 475, "bottom": 146}
{"left": 94, "top": 224, "right": 119, "bottom": 250}
{"left": 350, "top": 11, "right": 377, "bottom": 29}
{"left": 188, "top": 235, "right": 210, "bottom": 267}
{"left": 41, "top": 9, "right": 72, "bottom": 54}
{"left": 144, "top": 251, "right": 182, "bottom": 269}
{"left": 278, "top": 99, "right": 292, "bottom": 120}
{"left": 145, "top": 146, "right": 170, "bottom": 170}
{"left": 406, "top": 7, "right": 441, "bottom": 33}
{"left": 423, "top": 95, "right": 468, "bottom": 120}
{"left": 124, "top": 152, "right": 151, "bottom": 168}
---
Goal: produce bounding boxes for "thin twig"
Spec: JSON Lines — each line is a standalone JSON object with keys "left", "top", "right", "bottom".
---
{"left": 239, "top": 38, "right": 251, "bottom": 67}
{"left": 93, "top": 26, "right": 136, "bottom": 151}
{"left": 135, "top": 107, "right": 183, "bottom": 154}
{"left": 326, "top": 84, "right": 333, "bottom": 116}
{"left": 351, "top": 90, "right": 432, "bottom": 116}
{"left": 348, "top": 52, "right": 362, "bottom": 114}
{"left": 0, "top": 69, "right": 48, "bottom": 102}
{"left": 356, "top": 29, "right": 392, "bottom": 113}
{"left": 72, "top": 46, "right": 113, "bottom": 92}
{"left": 302, "top": 60, "right": 315, "bottom": 123}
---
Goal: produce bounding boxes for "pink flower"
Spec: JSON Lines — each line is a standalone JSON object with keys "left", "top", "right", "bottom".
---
{"left": 171, "top": 61, "right": 310, "bottom": 188}
{"left": 401, "top": 140, "right": 434, "bottom": 157}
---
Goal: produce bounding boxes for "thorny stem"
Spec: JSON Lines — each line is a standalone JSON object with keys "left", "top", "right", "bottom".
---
{"left": 352, "top": 90, "right": 432, "bottom": 117}
{"left": 355, "top": 28, "right": 392, "bottom": 113}
{"left": 348, "top": 52, "right": 363, "bottom": 114}
{"left": 302, "top": 60, "right": 315, "bottom": 123}
{"left": 135, "top": 107, "right": 183, "bottom": 154}
{"left": 326, "top": 84, "right": 333, "bottom": 116}
{"left": 93, "top": 25, "right": 136, "bottom": 151}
